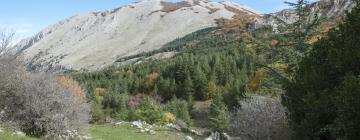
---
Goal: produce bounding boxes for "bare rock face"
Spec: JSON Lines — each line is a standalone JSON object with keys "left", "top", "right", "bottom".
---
{"left": 256, "top": 0, "right": 356, "bottom": 32}
{"left": 313, "top": 0, "right": 356, "bottom": 18}
{"left": 17, "top": 0, "right": 259, "bottom": 71}
{"left": 17, "top": 0, "right": 354, "bottom": 71}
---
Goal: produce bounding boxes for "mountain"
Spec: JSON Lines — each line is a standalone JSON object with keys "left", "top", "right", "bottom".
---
{"left": 257, "top": 0, "right": 356, "bottom": 32}
{"left": 17, "top": 0, "right": 356, "bottom": 72}
{"left": 16, "top": 0, "right": 259, "bottom": 71}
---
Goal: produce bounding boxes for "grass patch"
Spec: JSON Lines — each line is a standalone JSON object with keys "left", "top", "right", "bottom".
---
{"left": 0, "top": 124, "right": 203, "bottom": 140}
{"left": 0, "top": 131, "right": 38, "bottom": 140}
{"left": 90, "top": 124, "right": 203, "bottom": 140}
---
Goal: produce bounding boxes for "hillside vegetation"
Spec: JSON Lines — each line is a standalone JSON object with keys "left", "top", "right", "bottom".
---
{"left": 1, "top": 0, "right": 359, "bottom": 140}
{"left": 69, "top": 1, "right": 360, "bottom": 139}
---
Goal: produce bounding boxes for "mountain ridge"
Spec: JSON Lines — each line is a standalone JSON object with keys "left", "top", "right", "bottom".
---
{"left": 257, "top": 0, "right": 356, "bottom": 32}
{"left": 16, "top": 0, "right": 356, "bottom": 72}
{"left": 17, "top": 0, "right": 259, "bottom": 71}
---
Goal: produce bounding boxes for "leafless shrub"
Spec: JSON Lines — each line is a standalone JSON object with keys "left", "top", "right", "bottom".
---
{"left": 17, "top": 74, "right": 90, "bottom": 137}
{"left": 0, "top": 31, "right": 90, "bottom": 138}
{"left": 229, "top": 96, "right": 292, "bottom": 140}
{"left": 0, "top": 31, "right": 15, "bottom": 54}
{"left": 0, "top": 30, "right": 23, "bottom": 112}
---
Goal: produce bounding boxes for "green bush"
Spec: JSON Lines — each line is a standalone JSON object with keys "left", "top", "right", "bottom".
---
{"left": 128, "top": 97, "right": 163, "bottom": 124}
{"left": 164, "top": 98, "right": 192, "bottom": 126}
{"left": 91, "top": 101, "right": 105, "bottom": 123}
{"left": 102, "top": 92, "right": 129, "bottom": 120}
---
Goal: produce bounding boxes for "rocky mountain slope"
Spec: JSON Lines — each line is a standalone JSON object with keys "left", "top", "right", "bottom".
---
{"left": 17, "top": 0, "right": 356, "bottom": 71}
{"left": 17, "top": 0, "right": 259, "bottom": 71}
{"left": 258, "top": 0, "right": 356, "bottom": 32}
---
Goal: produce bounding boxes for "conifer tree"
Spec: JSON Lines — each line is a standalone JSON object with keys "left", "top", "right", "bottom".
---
{"left": 282, "top": 1, "right": 360, "bottom": 139}
{"left": 193, "top": 66, "right": 208, "bottom": 100}
{"left": 209, "top": 93, "right": 230, "bottom": 134}
{"left": 183, "top": 73, "right": 194, "bottom": 106}
{"left": 266, "top": 0, "right": 320, "bottom": 83}
{"left": 175, "top": 62, "right": 187, "bottom": 84}
{"left": 285, "top": 0, "right": 317, "bottom": 52}
{"left": 206, "top": 81, "right": 218, "bottom": 99}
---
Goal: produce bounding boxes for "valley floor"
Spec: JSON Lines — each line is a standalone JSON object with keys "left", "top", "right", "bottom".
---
{"left": 0, "top": 124, "right": 203, "bottom": 140}
{"left": 90, "top": 123, "right": 204, "bottom": 140}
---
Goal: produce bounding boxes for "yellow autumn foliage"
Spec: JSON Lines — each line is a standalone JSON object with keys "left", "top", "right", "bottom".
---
{"left": 163, "top": 112, "right": 176, "bottom": 124}
{"left": 244, "top": 44, "right": 256, "bottom": 55}
{"left": 95, "top": 88, "right": 107, "bottom": 95}
{"left": 274, "top": 63, "right": 289, "bottom": 72}
{"left": 247, "top": 68, "right": 268, "bottom": 92}
{"left": 306, "top": 35, "right": 322, "bottom": 44}
{"left": 58, "top": 76, "right": 85, "bottom": 98}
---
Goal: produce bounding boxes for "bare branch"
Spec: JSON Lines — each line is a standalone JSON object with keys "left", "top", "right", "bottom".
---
{"left": 0, "top": 31, "right": 15, "bottom": 56}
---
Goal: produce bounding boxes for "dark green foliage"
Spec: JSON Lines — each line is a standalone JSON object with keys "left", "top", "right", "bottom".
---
{"left": 183, "top": 74, "right": 194, "bottom": 105}
{"left": 262, "top": 0, "right": 320, "bottom": 84}
{"left": 164, "top": 98, "right": 192, "bottom": 126}
{"left": 193, "top": 67, "right": 208, "bottom": 100}
{"left": 208, "top": 93, "right": 230, "bottom": 132}
{"left": 223, "top": 79, "right": 245, "bottom": 109}
{"left": 282, "top": 2, "right": 360, "bottom": 139}
{"left": 103, "top": 93, "right": 129, "bottom": 120}
{"left": 71, "top": 47, "right": 254, "bottom": 124}
{"left": 128, "top": 97, "right": 163, "bottom": 124}
{"left": 69, "top": 10, "right": 295, "bottom": 125}
{"left": 205, "top": 81, "right": 218, "bottom": 100}
{"left": 156, "top": 78, "right": 174, "bottom": 101}
{"left": 72, "top": 47, "right": 254, "bottom": 102}
{"left": 333, "top": 74, "right": 360, "bottom": 139}
{"left": 91, "top": 94, "right": 105, "bottom": 123}
{"left": 117, "top": 27, "right": 219, "bottom": 62}
{"left": 284, "top": 0, "right": 319, "bottom": 52}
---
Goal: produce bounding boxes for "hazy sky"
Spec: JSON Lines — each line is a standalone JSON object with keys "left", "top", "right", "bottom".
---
{"left": 0, "top": 0, "right": 318, "bottom": 40}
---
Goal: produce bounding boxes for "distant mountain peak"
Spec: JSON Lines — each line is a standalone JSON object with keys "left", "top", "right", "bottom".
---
{"left": 17, "top": 0, "right": 259, "bottom": 71}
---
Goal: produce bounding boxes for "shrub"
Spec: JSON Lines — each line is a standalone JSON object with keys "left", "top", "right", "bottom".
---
{"left": 1, "top": 74, "right": 90, "bottom": 138}
{"left": 164, "top": 98, "right": 192, "bottom": 126}
{"left": 102, "top": 92, "right": 129, "bottom": 120}
{"left": 229, "top": 96, "right": 291, "bottom": 140}
{"left": 0, "top": 32, "right": 90, "bottom": 138}
{"left": 163, "top": 112, "right": 176, "bottom": 124}
{"left": 91, "top": 93, "right": 105, "bottom": 123}
{"left": 128, "top": 97, "right": 163, "bottom": 124}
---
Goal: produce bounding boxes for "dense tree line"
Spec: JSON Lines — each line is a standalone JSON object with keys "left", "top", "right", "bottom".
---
{"left": 71, "top": 46, "right": 257, "bottom": 124}
{"left": 117, "top": 27, "right": 220, "bottom": 62}
{"left": 69, "top": 1, "right": 360, "bottom": 137}
{"left": 283, "top": 1, "right": 360, "bottom": 139}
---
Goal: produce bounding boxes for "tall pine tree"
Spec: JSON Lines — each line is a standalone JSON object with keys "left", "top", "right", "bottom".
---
{"left": 282, "top": 1, "right": 360, "bottom": 139}
{"left": 208, "top": 93, "right": 230, "bottom": 133}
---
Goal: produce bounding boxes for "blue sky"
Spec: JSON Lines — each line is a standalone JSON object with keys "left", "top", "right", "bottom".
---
{"left": 0, "top": 0, "right": 318, "bottom": 40}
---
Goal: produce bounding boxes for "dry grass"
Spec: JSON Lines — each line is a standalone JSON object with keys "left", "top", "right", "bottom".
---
{"left": 95, "top": 87, "right": 107, "bottom": 95}
{"left": 214, "top": 5, "right": 258, "bottom": 34}
{"left": 160, "top": 1, "right": 192, "bottom": 13}
{"left": 306, "top": 35, "right": 322, "bottom": 44}
{"left": 271, "top": 39, "right": 279, "bottom": 48}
